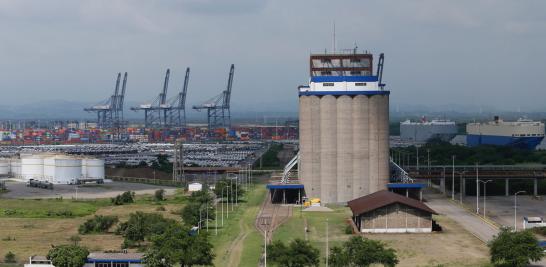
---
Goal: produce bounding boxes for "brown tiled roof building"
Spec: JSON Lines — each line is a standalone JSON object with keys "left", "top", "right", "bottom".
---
{"left": 348, "top": 190, "right": 437, "bottom": 233}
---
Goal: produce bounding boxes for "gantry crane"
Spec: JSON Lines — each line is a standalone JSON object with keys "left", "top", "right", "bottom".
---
{"left": 131, "top": 69, "right": 171, "bottom": 128}
{"left": 193, "top": 64, "right": 234, "bottom": 134}
{"left": 84, "top": 72, "right": 128, "bottom": 129}
{"left": 167, "top": 67, "right": 190, "bottom": 129}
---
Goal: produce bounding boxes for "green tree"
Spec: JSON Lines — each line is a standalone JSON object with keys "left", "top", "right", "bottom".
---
{"left": 213, "top": 178, "right": 245, "bottom": 202}
{"left": 181, "top": 202, "right": 215, "bottom": 227}
{"left": 181, "top": 189, "right": 215, "bottom": 227}
{"left": 267, "top": 238, "right": 320, "bottom": 267}
{"left": 47, "top": 245, "right": 89, "bottom": 267}
{"left": 116, "top": 211, "right": 176, "bottom": 248}
{"left": 143, "top": 224, "right": 214, "bottom": 267}
{"left": 79, "top": 215, "right": 119, "bottom": 234}
{"left": 4, "top": 251, "right": 16, "bottom": 263}
{"left": 328, "top": 236, "right": 398, "bottom": 267}
{"left": 488, "top": 227, "right": 544, "bottom": 267}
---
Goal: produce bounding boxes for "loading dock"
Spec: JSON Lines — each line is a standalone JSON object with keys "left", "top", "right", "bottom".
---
{"left": 266, "top": 184, "right": 304, "bottom": 204}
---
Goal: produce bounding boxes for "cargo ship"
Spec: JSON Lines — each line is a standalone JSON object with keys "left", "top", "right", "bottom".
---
{"left": 466, "top": 116, "right": 545, "bottom": 149}
{"left": 400, "top": 118, "right": 458, "bottom": 142}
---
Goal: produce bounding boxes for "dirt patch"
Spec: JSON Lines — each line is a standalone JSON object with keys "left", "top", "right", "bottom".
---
{"left": 367, "top": 215, "right": 490, "bottom": 267}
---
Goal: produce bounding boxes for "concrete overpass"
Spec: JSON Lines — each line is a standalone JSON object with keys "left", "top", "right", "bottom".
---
{"left": 403, "top": 165, "right": 546, "bottom": 196}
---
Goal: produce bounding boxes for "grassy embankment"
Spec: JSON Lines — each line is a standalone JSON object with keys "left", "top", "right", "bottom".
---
{"left": 210, "top": 184, "right": 267, "bottom": 267}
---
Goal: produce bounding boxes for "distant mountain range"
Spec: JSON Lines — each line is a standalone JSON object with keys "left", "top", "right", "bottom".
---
{"left": 0, "top": 100, "right": 299, "bottom": 121}
{"left": 0, "top": 100, "right": 543, "bottom": 122}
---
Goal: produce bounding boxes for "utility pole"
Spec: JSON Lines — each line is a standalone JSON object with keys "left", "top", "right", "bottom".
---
{"left": 479, "top": 180, "right": 493, "bottom": 218}
{"left": 476, "top": 163, "right": 480, "bottom": 214}
{"left": 452, "top": 155, "right": 455, "bottom": 200}
{"left": 427, "top": 149, "right": 430, "bottom": 173}
{"left": 416, "top": 146, "right": 419, "bottom": 170}
{"left": 326, "top": 218, "right": 329, "bottom": 267}
{"left": 264, "top": 230, "right": 267, "bottom": 267}
{"left": 459, "top": 172, "right": 464, "bottom": 204}
{"left": 220, "top": 187, "right": 222, "bottom": 227}
{"left": 514, "top": 191, "right": 526, "bottom": 230}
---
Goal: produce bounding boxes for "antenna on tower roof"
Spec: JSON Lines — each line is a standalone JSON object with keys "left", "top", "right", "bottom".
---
{"left": 332, "top": 21, "right": 336, "bottom": 53}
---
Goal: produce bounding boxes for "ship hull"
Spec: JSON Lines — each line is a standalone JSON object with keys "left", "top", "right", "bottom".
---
{"left": 467, "top": 134, "right": 544, "bottom": 150}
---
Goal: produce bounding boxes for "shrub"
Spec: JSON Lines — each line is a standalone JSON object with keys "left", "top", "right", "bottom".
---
{"left": 79, "top": 215, "right": 119, "bottom": 234}
{"left": 344, "top": 224, "right": 353, "bottom": 235}
{"left": 111, "top": 191, "right": 135, "bottom": 205}
{"left": 4, "top": 251, "right": 16, "bottom": 263}
{"left": 4, "top": 209, "right": 16, "bottom": 216}
{"left": 156, "top": 206, "right": 166, "bottom": 211}
{"left": 154, "top": 189, "right": 165, "bottom": 202}
{"left": 2, "top": 236, "right": 15, "bottom": 241}
{"left": 531, "top": 226, "right": 546, "bottom": 236}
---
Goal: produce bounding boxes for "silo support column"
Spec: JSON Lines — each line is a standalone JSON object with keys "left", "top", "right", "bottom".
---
{"left": 505, "top": 179, "right": 509, "bottom": 196}
{"left": 462, "top": 178, "right": 466, "bottom": 197}
{"left": 533, "top": 178, "right": 538, "bottom": 196}
{"left": 440, "top": 177, "right": 446, "bottom": 195}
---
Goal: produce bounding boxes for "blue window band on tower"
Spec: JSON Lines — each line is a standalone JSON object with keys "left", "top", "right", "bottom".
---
{"left": 299, "top": 90, "right": 390, "bottom": 96}
{"left": 310, "top": 76, "right": 379, "bottom": 83}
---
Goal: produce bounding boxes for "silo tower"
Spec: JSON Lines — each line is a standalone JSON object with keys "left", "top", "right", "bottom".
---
{"left": 298, "top": 51, "right": 389, "bottom": 203}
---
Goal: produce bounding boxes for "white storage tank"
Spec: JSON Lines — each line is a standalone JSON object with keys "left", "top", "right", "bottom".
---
{"left": 21, "top": 155, "right": 45, "bottom": 181}
{"left": 0, "top": 158, "right": 9, "bottom": 176}
{"left": 81, "top": 158, "right": 105, "bottom": 179}
{"left": 44, "top": 156, "right": 82, "bottom": 184}
{"left": 10, "top": 158, "right": 21, "bottom": 179}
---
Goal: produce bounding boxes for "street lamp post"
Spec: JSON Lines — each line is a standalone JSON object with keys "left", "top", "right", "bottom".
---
{"left": 479, "top": 180, "right": 493, "bottom": 218}
{"left": 514, "top": 191, "right": 526, "bottom": 231}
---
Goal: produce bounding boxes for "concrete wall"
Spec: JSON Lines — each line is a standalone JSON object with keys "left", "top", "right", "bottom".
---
{"left": 299, "top": 94, "right": 389, "bottom": 203}
{"left": 359, "top": 203, "right": 432, "bottom": 233}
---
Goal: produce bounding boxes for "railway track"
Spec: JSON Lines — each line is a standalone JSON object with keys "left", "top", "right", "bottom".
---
{"left": 255, "top": 191, "right": 292, "bottom": 242}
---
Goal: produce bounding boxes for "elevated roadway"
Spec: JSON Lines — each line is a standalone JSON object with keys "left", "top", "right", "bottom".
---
{"left": 403, "top": 165, "right": 546, "bottom": 196}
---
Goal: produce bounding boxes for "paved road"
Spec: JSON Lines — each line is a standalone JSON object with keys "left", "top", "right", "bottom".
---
{"left": 426, "top": 194, "right": 546, "bottom": 266}
{"left": 426, "top": 194, "right": 499, "bottom": 242}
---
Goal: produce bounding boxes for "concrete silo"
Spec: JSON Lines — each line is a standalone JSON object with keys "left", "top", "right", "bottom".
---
{"left": 298, "top": 51, "right": 389, "bottom": 203}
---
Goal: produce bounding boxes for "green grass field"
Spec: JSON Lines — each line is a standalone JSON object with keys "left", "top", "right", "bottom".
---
{"left": 273, "top": 204, "right": 353, "bottom": 263}
{"left": 0, "top": 198, "right": 109, "bottom": 218}
{"left": 0, "top": 191, "right": 188, "bottom": 263}
{"left": 210, "top": 184, "right": 267, "bottom": 267}
{"left": 273, "top": 206, "right": 491, "bottom": 267}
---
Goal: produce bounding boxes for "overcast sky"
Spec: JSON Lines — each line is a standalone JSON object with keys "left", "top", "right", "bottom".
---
{"left": 0, "top": 0, "right": 545, "bottom": 114}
